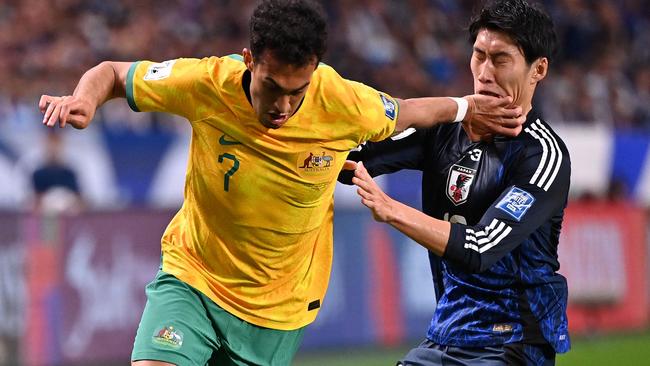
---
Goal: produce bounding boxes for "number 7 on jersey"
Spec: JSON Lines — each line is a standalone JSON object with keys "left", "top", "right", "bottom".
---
{"left": 218, "top": 153, "right": 239, "bottom": 192}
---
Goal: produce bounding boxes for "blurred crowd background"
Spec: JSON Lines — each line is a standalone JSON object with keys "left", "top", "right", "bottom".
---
{"left": 1, "top": 0, "right": 649, "bottom": 127}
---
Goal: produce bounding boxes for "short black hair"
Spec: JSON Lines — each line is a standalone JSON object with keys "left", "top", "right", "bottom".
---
{"left": 469, "top": 0, "right": 557, "bottom": 64}
{"left": 249, "top": 0, "right": 327, "bottom": 66}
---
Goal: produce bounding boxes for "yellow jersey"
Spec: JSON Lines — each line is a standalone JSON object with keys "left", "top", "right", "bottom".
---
{"left": 126, "top": 55, "right": 397, "bottom": 329}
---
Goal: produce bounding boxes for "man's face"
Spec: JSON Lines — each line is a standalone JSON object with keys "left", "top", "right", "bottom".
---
{"left": 470, "top": 28, "right": 542, "bottom": 109}
{"left": 244, "top": 49, "right": 317, "bottom": 129}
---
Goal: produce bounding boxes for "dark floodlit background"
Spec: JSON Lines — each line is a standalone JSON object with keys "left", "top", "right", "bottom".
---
{"left": 0, "top": 1, "right": 648, "bottom": 365}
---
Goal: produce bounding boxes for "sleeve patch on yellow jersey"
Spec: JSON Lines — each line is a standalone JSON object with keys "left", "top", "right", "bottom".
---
{"left": 144, "top": 60, "right": 177, "bottom": 81}
{"left": 379, "top": 93, "right": 397, "bottom": 120}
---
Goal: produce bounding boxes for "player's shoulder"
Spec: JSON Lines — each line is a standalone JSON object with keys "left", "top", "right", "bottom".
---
{"left": 518, "top": 113, "right": 569, "bottom": 157}
{"left": 136, "top": 55, "right": 242, "bottom": 76}
{"left": 218, "top": 54, "right": 245, "bottom": 67}
{"left": 514, "top": 112, "right": 571, "bottom": 184}
{"left": 310, "top": 64, "right": 356, "bottom": 107}
{"left": 192, "top": 55, "right": 246, "bottom": 95}
{"left": 206, "top": 54, "right": 247, "bottom": 76}
{"left": 313, "top": 61, "right": 337, "bottom": 77}
{"left": 311, "top": 62, "right": 347, "bottom": 92}
{"left": 162, "top": 54, "right": 244, "bottom": 82}
{"left": 310, "top": 62, "right": 386, "bottom": 114}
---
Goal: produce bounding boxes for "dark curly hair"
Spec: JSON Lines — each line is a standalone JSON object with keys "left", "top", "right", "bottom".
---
{"left": 469, "top": 0, "right": 557, "bottom": 65}
{"left": 249, "top": 0, "right": 327, "bottom": 66}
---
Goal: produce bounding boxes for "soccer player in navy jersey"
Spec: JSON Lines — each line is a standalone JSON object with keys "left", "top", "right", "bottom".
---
{"left": 341, "top": 0, "right": 570, "bottom": 364}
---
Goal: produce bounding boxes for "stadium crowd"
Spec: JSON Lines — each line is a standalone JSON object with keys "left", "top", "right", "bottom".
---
{"left": 0, "top": 0, "right": 648, "bottom": 130}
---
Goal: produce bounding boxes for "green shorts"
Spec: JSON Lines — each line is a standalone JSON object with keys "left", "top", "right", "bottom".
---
{"left": 132, "top": 271, "right": 305, "bottom": 366}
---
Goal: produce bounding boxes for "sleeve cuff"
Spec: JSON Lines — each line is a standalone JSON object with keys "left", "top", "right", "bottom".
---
{"left": 126, "top": 61, "right": 141, "bottom": 112}
{"left": 442, "top": 223, "right": 467, "bottom": 263}
{"left": 337, "top": 150, "right": 362, "bottom": 185}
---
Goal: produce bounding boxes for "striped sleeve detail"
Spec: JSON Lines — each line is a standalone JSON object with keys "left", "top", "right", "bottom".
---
{"left": 390, "top": 127, "right": 416, "bottom": 140}
{"left": 464, "top": 218, "right": 512, "bottom": 253}
{"left": 524, "top": 119, "right": 564, "bottom": 191}
{"left": 125, "top": 61, "right": 141, "bottom": 112}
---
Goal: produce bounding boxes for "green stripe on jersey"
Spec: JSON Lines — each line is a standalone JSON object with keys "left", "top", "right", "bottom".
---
{"left": 227, "top": 54, "right": 244, "bottom": 62}
{"left": 126, "top": 61, "right": 141, "bottom": 112}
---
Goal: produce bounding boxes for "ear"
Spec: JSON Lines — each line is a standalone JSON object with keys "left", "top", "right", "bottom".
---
{"left": 531, "top": 57, "right": 548, "bottom": 84}
{"left": 243, "top": 48, "right": 254, "bottom": 72}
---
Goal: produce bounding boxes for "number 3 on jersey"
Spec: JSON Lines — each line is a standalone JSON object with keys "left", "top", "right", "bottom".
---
{"left": 218, "top": 153, "right": 239, "bottom": 192}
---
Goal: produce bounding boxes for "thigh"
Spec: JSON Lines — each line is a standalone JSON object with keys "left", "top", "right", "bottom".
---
{"left": 503, "top": 343, "right": 555, "bottom": 366}
{"left": 398, "top": 340, "right": 517, "bottom": 366}
{"left": 444, "top": 343, "right": 555, "bottom": 366}
{"left": 202, "top": 299, "right": 305, "bottom": 366}
{"left": 132, "top": 271, "right": 219, "bottom": 366}
{"left": 443, "top": 345, "right": 509, "bottom": 366}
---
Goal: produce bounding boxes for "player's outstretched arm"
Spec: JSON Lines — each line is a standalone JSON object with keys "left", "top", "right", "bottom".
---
{"left": 39, "top": 61, "right": 132, "bottom": 129}
{"left": 395, "top": 94, "right": 525, "bottom": 139}
{"left": 345, "top": 160, "right": 451, "bottom": 256}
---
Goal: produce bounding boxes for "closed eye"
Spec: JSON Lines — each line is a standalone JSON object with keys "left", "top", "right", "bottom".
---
{"left": 290, "top": 88, "right": 306, "bottom": 96}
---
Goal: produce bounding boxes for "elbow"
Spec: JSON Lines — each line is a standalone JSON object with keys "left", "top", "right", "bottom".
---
{"left": 445, "top": 223, "right": 500, "bottom": 274}
{"left": 476, "top": 254, "right": 505, "bottom": 273}
{"left": 472, "top": 259, "right": 495, "bottom": 274}
{"left": 96, "top": 61, "right": 116, "bottom": 77}
{"left": 456, "top": 256, "right": 486, "bottom": 274}
{"left": 469, "top": 251, "right": 500, "bottom": 273}
{"left": 98, "top": 61, "right": 126, "bottom": 98}
{"left": 458, "top": 260, "right": 492, "bottom": 274}
{"left": 449, "top": 252, "right": 496, "bottom": 274}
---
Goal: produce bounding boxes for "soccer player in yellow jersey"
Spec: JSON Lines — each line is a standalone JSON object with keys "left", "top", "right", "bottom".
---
{"left": 38, "top": 1, "right": 524, "bottom": 365}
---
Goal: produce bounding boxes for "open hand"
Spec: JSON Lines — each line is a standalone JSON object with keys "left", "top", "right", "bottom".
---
{"left": 39, "top": 95, "right": 95, "bottom": 129}
{"left": 344, "top": 160, "right": 395, "bottom": 223}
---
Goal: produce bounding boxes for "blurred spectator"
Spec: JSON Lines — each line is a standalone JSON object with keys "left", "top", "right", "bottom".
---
{"left": 31, "top": 130, "right": 84, "bottom": 214}
{"left": 632, "top": 66, "right": 650, "bottom": 129}
{"left": 606, "top": 178, "right": 630, "bottom": 202}
{"left": 0, "top": 0, "right": 647, "bottom": 130}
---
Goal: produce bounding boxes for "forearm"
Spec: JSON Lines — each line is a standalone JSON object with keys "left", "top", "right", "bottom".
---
{"left": 39, "top": 61, "right": 131, "bottom": 129}
{"left": 395, "top": 97, "right": 459, "bottom": 131}
{"left": 73, "top": 61, "right": 127, "bottom": 109}
{"left": 395, "top": 94, "right": 524, "bottom": 139}
{"left": 386, "top": 203, "right": 504, "bottom": 273}
{"left": 385, "top": 198, "right": 451, "bottom": 256}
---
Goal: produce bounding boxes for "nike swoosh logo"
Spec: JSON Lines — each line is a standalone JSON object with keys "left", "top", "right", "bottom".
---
{"left": 219, "top": 134, "right": 241, "bottom": 145}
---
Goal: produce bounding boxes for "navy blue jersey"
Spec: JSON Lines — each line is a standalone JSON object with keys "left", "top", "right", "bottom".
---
{"left": 341, "top": 110, "right": 571, "bottom": 353}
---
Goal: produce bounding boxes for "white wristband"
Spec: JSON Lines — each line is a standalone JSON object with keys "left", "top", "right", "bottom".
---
{"left": 450, "top": 97, "right": 468, "bottom": 123}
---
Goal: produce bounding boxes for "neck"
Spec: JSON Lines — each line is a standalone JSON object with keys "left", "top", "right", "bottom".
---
{"left": 519, "top": 85, "right": 536, "bottom": 117}
{"left": 521, "top": 101, "right": 532, "bottom": 117}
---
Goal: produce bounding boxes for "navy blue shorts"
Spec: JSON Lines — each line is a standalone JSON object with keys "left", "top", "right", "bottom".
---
{"left": 397, "top": 339, "right": 555, "bottom": 366}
